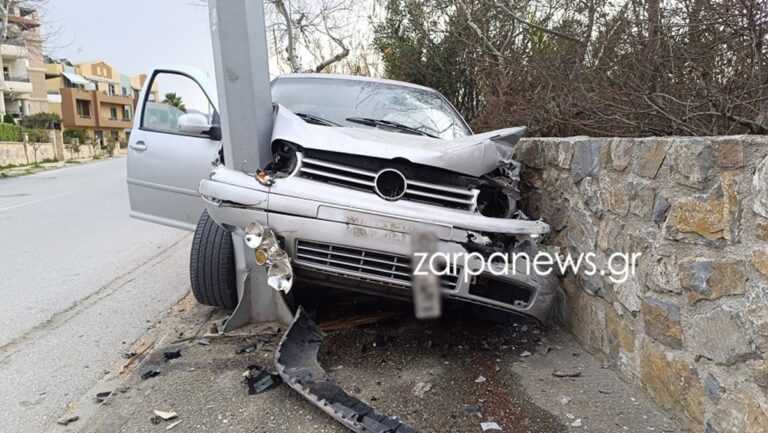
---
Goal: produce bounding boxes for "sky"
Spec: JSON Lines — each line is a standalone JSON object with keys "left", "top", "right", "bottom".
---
{"left": 46, "top": 0, "right": 215, "bottom": 79}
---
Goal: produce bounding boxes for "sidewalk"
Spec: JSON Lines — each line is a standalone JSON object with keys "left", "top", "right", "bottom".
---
{"left": 56, "top": 291, "right": 687, "bottom": 433}
{"left": 0, "top": 154, "right": 124, "bottom": 179}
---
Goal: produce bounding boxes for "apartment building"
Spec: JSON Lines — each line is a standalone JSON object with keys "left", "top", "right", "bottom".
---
{"left": 0, "top": 5, "right": 47, "bottom": 118}
{"left": 45, "top": 59, "right": 159, "bottom": 143}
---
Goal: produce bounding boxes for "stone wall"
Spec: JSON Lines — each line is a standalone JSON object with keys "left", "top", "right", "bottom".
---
{"left": 0, "top": 140, "right": 96, "bottom": 166}
{"left": 514, "top": 136, "right": 768, "bottom": 432}
{"left": 0, "top": 142, "right": 55, "bottom": 166}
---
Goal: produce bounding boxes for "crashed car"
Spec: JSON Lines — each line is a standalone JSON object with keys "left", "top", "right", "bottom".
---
{"left": 127, "top": 66, "right": 559, "bottom": 324}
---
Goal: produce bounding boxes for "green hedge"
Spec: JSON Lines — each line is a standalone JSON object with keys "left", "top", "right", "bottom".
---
{"left": 24, "top": 128, "right": 49, "bottom": 143}
{"left": 0, "top": 123, "right": 22, "bottom": 142}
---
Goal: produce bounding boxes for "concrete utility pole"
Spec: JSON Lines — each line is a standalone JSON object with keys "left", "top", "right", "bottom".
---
{"left": 209, "top": 0, "right": 273, "bottom": 173}
{"left": 208, "top": 0, "right": 292, "bottom": 328}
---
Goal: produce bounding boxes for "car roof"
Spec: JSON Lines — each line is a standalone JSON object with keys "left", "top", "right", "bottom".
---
{"left": 274, "top": 73, "right": 438, "bottom": 93}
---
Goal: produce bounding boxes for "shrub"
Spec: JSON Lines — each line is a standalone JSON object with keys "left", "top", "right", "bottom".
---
{"left": 64, "top": 139, "right": 81, "bottom": 160}
{"left": 0, "top": 123, "right": 22, "bottom": 141}
{"left": 3, "top": 113, "right": 16, "bottom": 124}
{"left": 20, "top": 112, "right": 61, "bottom": 130}
{"left": 63, "top": 128, "right": 88, "bottom": 144}
{"left": 105, "top": 137, "right": 116, "bottom": 157}
{"left": 24, "top": 128, "right": 49, "bottom": 143}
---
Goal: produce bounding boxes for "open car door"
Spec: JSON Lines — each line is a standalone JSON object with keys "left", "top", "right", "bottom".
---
{"left": 127, "top": 66, "right": 221, "bottom": 231}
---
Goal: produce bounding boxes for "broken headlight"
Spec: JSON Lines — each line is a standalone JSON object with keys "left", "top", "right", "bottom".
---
{"left": 244, "top": 221, "right": 294, "bottom": 293}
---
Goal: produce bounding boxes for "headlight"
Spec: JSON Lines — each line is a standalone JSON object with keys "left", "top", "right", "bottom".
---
{"left": 244, "top": 221, "right": 294, "bottom": 294}
{"left": 267, "top": 260, "right": 293, "bottom": 293}
{"left": 244, "top": 222, "right": 264, "bottom": 249}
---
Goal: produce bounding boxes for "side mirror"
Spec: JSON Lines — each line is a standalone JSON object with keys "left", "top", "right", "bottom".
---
{"left": 178, "top": 112, "right": 221, "bottom": 140}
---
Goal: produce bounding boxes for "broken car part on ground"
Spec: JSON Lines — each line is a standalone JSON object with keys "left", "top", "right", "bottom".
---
{"left": 276, "top": 308, "right": 419, "bottom": 433}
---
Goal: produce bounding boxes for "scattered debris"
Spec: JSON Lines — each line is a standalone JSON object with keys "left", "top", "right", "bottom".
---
{"left": 140, "top": 369, "right": 161, "bottom": 380}
{"left": 558, "top": 395, "right": 571, "bottom": 405}
{"left": 319, "top": 311, "right": 395, "bottom": 332}
{"left": 570, "top": 419, "right": 582, "bottom": 427}
{"left": 422, "top": 339, "right": 433, "bottom": 349}
{"left": 463, "top": 404, "right": 485, "bottom": 418}
{"left": 94, "top": 391, "right": 111, "bottom": 403}
{"left": 166, "top": 420, "right": 182, "bottom": 430}
{"left": 276, "top": 307, "right": 420, "bottom": 433}
{"left": 412, "top": 382, "right": 433, "bottom": 398}
{"left": 196, "top": 339, "right": 210, "bottom": 346}
{"left": 538, "top": 346, "right": 552, "bottom": 356}
{"left": 242, "top": 365, "right": 282, "bottom": 395}
{"left": 116, "top": 386, "right": 130, "bottom": 394}
{"left": 153, "top": 410, "right": 178, "bottom": 420}
{"left": 475, "top": 375, "right": 487, "bottom": 383}
{"left": 481, "top": 335, "right": 506, "bottom": 350}
{"left": 598, "top": 388, "right": 612, "bottom": 395}
{"left": 56, "top": 415, "right": 79, "bottom": 426}
{"left": 481, "top": 421, "right": 502, "bottom": 431}
{"left": 235, "top": 343, "right": 257, "bottom": 354}
{"left": 163, "top": 348, "right": 182, "bottom": 360}
{"left": 150, "top": 416, "right": 162, "bottom": 425}
{"left": 519, "top": 350, "right": 532, "bottom": 358}
{"left": 552, "top": 370, "right": 582, "bottom": 378}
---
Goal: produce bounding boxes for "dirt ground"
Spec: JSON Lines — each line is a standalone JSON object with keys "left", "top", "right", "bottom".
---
{"left": 52, "top": 290, "right": 686, "bottom": 433}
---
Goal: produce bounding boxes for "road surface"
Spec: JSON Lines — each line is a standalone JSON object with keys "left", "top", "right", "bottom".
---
{"left": 0, "top": 158, "right": 192, "bottom": 432}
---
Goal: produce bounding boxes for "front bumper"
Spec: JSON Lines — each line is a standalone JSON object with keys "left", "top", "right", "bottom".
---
{"left": 199, "top": 166, "right": 560, "bottom": 323}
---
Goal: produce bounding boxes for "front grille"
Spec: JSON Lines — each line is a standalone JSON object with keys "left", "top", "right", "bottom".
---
{"left": 298, "top": 156, "right": 478, "bottom": 211}
{"left": 294, "top": 240, "right": 461, "bottom": 290}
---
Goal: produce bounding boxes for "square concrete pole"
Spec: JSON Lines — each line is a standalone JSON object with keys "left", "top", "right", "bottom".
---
{"left": 209, "top": 0, "right": 293, "bottom": 328}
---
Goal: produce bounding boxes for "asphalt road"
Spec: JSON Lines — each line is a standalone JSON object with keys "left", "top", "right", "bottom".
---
{"left": 0, "top": 158, "right": 192, "bottom": 432}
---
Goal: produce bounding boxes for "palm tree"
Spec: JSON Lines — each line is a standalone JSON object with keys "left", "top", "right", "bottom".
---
{"left": 162, "top": 92, "right": 187, "bottom": 113}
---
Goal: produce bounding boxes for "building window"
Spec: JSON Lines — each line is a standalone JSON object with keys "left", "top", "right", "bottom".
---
{"left": 122, "top": 86, "right": 129, "bottom": 96}
{"left": 76, "top": 99, "right": 92, "bottom": 118}
{"left": 133, "top": 89, "right": 140, "bottom": 100}
{"left": 123, "top": 106, "right": 131, "bottom": 121}
{"left": 108, "top": 84, "right": 116, "bottom": 96}
{"left": 110, "top": 107, "right": 118, "bottom": 120}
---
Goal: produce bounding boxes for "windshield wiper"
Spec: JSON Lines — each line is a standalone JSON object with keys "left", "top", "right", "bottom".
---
{"left": 345, "top": 117, "right": 439, "bottom": 139}
{"left": 295, "top": 112, "right": 340, "bottom": 127}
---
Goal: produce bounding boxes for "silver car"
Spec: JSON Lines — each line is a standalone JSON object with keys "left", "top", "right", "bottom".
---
{"left": 127, "top": 66, "right": 559, "bottom": 323}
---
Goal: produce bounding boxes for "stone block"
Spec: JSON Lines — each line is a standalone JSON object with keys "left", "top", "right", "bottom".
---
{"left": 678, "top": 258, "right": 748, "bottom": 304}
{"left": 713, "top": 137, "right": 744, "bottom": 168}
{"left": 632, "top": 139, "right": 669, "bottom": 178}
{"left": 669, "top": 140, "right": 714, "bottom": 189}
{"left": 627, "top": 179, "right": 655, "bottom": 218}
{"left": 747, "top": 288, "right": 768, "bottom": 338}
{"left": 640, "top": 339, "right": 706, "bottom": 426}
{"left": 543, "top": 139, "right": 574, "bottom": 169}
{"left": 641, "top": 296, "right": 684, "bottom": 349}
{"left": 609, "top": 138, "right": 633, "bottom": 172}
{"left": 751, "top": 249, "right": 768, "bottom": 277}
{"left": 703, "top": 373, "right": 724, "bottom": 402}
{"left": 688, "top": 305, "right": 756, "bottom": 365}
{"left": 579, "top": 177, "right": 604, "bottom": 218}
{"left": 652, "top": 194, "right": 671, "bottom": 225}
{"left": 708, "top": 386, "right": 768, "bottom": 433}
{"left": 570, "top": 140, "right": 602, "bottom": 182}
{"left": 756, "top": 220, "right": 768, "bottom": 241}
{"left": 664, "top": 172, "right": 742, "bottom": 246}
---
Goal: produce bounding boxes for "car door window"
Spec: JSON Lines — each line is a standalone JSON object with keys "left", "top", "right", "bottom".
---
{"left": 141, "top": 72, "right": 217, "bottom": 137}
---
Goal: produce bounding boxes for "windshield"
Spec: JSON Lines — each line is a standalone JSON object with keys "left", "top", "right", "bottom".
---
{"left": 271, "top": 77, "right": 471, "bottom": 140}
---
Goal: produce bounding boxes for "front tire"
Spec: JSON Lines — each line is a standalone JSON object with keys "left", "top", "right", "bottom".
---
{"left": 190, "top": 210, "right": 238, "bottom": 309}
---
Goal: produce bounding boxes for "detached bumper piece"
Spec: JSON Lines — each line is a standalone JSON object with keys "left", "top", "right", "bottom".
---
{"left": 276, "top": 308, "right": 420, "bottom": 433}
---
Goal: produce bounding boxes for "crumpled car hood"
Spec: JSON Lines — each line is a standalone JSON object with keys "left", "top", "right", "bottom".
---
{"left": 271, "top": 105, "right": 525, "bottom": 177}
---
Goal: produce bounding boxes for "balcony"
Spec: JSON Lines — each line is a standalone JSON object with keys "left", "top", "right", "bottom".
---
{"left": 95, "top": 91, "right": 132, "bottom": 105}
{"left": 2, "top": 76, "right": 33, "bottom": 93}
{"left": 99, "top": 115, "right": 132, "bottom": 129}
{"left": 0, "top": 39, "right": 27, "bottom": 59}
